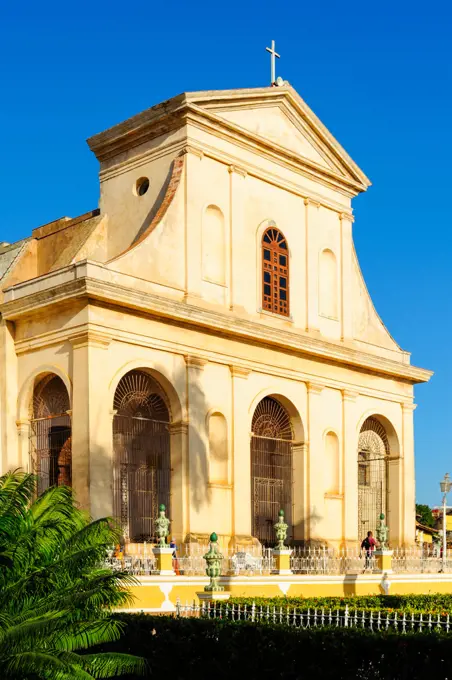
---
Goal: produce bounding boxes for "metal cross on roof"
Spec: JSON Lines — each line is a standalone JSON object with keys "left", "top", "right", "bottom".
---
{"left": 266, "top": 40, "right": 280, "bottom": 85}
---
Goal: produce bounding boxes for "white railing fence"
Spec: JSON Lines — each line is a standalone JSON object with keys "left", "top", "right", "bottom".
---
{"left": 392, "top": 547, "right": 452, "bottom": 573}
{"left": 105, "top": 545, "right": 275, "bottom": 576}
{"left": 290, "top": 546, "right": 375, "bottom": 574}
{"left": 175, "top": 600, "right": 452, "bottom": 634}
{"left": 105, "top": 545, "right": 452, "bottom": 576}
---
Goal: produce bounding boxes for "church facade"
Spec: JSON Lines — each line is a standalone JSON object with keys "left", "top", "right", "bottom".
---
{"left": 0, "top": 85, "right": 431, "bottom": 548}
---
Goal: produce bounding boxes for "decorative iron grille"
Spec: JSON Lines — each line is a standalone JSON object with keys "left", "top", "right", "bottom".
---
{"left": 357, "top": 417, "right": 389, "bottom": 538}
{"left": 113, "top": 370, "right": 171, "bottom": 543}
{"left": 29, "top": 375, "right": 71, "bottom": 494}
{"left": 251, "top": 397, "right": 293, "bottom": 545}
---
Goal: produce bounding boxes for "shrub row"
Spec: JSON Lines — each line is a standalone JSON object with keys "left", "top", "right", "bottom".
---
{"left": 95, "top": 614, "right": 452, "bottom": 679}
{"left": 228, "top": 593, "right": 452, "bottom": 614}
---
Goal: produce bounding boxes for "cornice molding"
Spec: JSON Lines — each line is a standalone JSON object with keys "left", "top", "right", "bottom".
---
{"left": 186, "top": 110, "right": 361, "bottom": 200}
{"left": 184, "top": 355, "right": 207, "bottom": 370}
{"left": 342, "top": 389, "right": 359, "bottom": 403}
{"left": 307, "top": 382, "right": 323, "bottom": 395}
{"left": 184, "top": 102, "right": 368, "bottom": 195}
{"left": 340, "top": 212, "right": 355, "bottom": 224}
{"left": 169, "top": 137, "right": 354, "bottom": 217}
{"left": 69, "top": 330, "right": 112, "bottom": 350}
{"left": 229, "top": 365, "right": 251, "bottom": 379}
{"left": 87, "top": 87, "right": 369, "bottom": 196}
{"left": 1, "top": 272, "right": 432, "bottom": 384}
{"left": 228, "top": 164, "right": 247, "bottom": 177}
{"left": 180, "top": 145, "right": 204, "bottom": 159}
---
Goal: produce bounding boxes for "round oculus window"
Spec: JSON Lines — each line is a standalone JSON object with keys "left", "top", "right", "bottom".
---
{"left": 135, "top": 177, "right": 150, "bottom": 196}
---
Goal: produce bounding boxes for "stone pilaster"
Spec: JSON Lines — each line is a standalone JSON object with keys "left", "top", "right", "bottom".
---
{"left": 183, "top": 149, "right": 204, "bottom": 304}
{"left": 0, "top": 321, "right": 18, "bottom": 474}
{"left": 168, "top": 420, "right": 189, "bottom": 542}
{"left": 401, "top": 402, "right": 416, "bottom": 546}
{"left": 16, "top": 419, "right": 29, "bottom": 472}
{"left": 339, "top": 213, "right": 354, "bottom": 341}
{"left": 184, "top": 355, "right": 208, "bottom": 535}
{"left": 293, "top": 442, "right": 308, "bottom": 542}
{"left": 342, "top": 389, "right": 359, "bottom": 546}
{"left": 306, "top": 382, "right": 323, "bottom": 542}
{"left": 229, "top": 365, "right": 251, "bottom": 539}
{"left": 228, "top": 165, "right": 247, "bottom": 312}
{"left": 304, "top": 200, "right": 320, "bottom": 333}
{"left": 70, "top": 330, "right": 112, "bottom": 516}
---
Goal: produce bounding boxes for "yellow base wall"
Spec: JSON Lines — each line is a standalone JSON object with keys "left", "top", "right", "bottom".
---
{"left": 120, "top": 574, "right": 452, "bottom": 613}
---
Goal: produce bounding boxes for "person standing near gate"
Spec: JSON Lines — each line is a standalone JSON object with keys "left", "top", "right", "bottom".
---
{"left": 170, "top": 538, "right": 180, "bottom": 576}
{"left": 360, "top": 531, "right": 376, "bottom": 572}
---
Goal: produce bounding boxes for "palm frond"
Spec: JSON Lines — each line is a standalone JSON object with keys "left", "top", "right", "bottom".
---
{"left": 0, "top": 470, "right": 144, "bottom": 679}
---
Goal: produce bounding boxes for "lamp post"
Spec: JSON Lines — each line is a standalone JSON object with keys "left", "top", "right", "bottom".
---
{"left": 440, "top": 473, "right": 452, "bottom": 572}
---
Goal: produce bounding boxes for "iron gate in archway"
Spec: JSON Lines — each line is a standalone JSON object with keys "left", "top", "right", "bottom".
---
{"left": 358, "top": 417, "right": 389, "bottom": 537}
{"left": 113, "top": 370, "right": 171, "bottom": 543}
{"left": 251, "top": 397, "right": 293, "bottom": 545}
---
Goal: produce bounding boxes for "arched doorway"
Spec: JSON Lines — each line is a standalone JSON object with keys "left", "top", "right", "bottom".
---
{"left": 358, "top": 416, "right": 389, "bottom": 537}
{"left": 30, "top": 375, "right": 71, "bottom": 495}
{"left": 112, "top": 370, "right": 171, "bottom": 543}
{"left": 251, "top": 396, "right": 294, "bottom": 545}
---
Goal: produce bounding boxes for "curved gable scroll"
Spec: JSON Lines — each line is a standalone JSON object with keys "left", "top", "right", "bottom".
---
{"left": 107, "top": 155, "right": 185, "bottom": 265}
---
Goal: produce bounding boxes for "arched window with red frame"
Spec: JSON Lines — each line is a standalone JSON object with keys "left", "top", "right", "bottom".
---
{"left": 262, "top": 227, "right": 289, "bottom": 317}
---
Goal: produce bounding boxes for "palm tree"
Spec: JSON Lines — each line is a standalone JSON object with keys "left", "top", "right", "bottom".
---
{"left": 0, "top": 470, "right": 145, "bottom": 679}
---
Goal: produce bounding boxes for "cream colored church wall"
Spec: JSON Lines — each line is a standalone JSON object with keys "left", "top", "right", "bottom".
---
{"left": 82, "top": 301, "right": 413, "bottom": 403}
{"left": 187, "top": 123, "right": 352, "bottom": 210}
{"left": 106, "top": 166, "right": 186, "bottom": 293}
{"left": 185, "top": 361, "right": 233, "bottom": 538}
{"left": 98, "top": 131, "right": 183, "bottom": 260}
{"left": 7, "top": 300, "right": 415, "bottom": 545}
{"left": 241, "top": 174, "right": 306, "bottom": 324}
{"left": 185, "top": 154, "right": 230, "bottom": 305}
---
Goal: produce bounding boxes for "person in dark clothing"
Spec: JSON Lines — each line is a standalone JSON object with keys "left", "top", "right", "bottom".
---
{"left": 360, "top": 531, "right": 377, "bottom": 572}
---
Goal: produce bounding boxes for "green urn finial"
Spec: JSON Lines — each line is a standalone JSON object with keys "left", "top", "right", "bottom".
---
{"left": 203, "top": 532, "right": 224, "bottom": 592}
{"left": 155, "top": 504, "right": 170, "bottom": 547}
{"left": 376, "top": 512, "right": 389, "bottom": 550}
{"left": 274, "top": 509, "right": 288, "bottom": 550}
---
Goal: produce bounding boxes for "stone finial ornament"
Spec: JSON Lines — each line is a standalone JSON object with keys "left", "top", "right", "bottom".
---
{"left": 376, "top": 513, "right": 389, "bottom": 550}
{"left": 155, "top": 503, "right": 170, "bottom": 547}
{"left": 203, "top": 532, "right": 224, "bottom": 592}
{"left": 274, "top": 509, "right": 288, "bottom": 550}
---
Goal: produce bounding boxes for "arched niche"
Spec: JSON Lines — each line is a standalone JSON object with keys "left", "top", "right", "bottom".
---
{"left": 202, "top": 205, "right": 225, "bottom": 285}
{"left": 319, "top": 248, "right": 338, "bottom": 319}
{"left": 207, "top": 411, "right": 228, "bottom": 484}
{"left": 324, "top": 431, "right": 340, "bottom": 495}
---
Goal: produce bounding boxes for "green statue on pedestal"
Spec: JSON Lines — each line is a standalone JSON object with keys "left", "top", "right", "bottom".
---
{"left": 274, "top": 509, "right": 288, "bottom": 550}
{"left": 376, "top": 513, "right": 389, "bottom": 550}
{"left": 203, "top": 532, "right": 224, "bottom": 592}
{"left": 155, "top": 504, "right": 170, "bottom": 547}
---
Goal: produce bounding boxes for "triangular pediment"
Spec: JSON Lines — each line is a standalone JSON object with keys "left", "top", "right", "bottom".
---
{"left": 186, "top": 85, "right": 371, "bottom": 192}
{"left": 216, "top": 104, "right": 333, "bottom": 169}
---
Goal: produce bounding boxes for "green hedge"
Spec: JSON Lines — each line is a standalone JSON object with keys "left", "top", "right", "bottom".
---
{"left": 228, "top": 593, "right": 452, "bottom": 614}
{"left": 94, "top": 614, "right": 452, "bottom": 679}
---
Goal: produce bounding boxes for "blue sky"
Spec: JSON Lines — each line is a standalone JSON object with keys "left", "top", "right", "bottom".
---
{"left": 1, "top": 1, "right": 451, "bottom": 506}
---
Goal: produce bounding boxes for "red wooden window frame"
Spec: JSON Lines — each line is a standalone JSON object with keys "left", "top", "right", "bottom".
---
{"left": 262, "top": 227, "right": 289, "bottom": 317}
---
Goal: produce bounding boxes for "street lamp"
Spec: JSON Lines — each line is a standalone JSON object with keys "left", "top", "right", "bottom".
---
{"left": 440, "top": 473, "right": 452, "bottom": 572}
